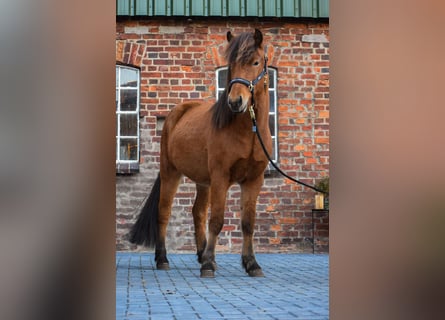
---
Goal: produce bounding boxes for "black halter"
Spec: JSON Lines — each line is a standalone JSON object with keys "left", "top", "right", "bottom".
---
{"left": 227, "top": 53, "right": 269, "bottom": 109}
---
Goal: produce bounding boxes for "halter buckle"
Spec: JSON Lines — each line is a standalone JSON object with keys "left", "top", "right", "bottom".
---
{"left": 248, "top": 105, "right": 256, "bottom": 120}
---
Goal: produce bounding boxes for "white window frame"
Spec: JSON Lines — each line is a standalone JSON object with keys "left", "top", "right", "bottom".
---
{"left": 215, "top": 66, "right": 279, "bottom": 165}
{"left": 116, "top": 65, "right": 140, "bottom": 170}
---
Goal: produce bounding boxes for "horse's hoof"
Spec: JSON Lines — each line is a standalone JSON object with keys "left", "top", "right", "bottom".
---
{"left": 200, "top": 269, "right": 215, "bottom": 278}
{"left": 248, "top": 268, "right": 264, "bottom": 277}
{"left": 156, "top": 262, "right": 170, "bottom": 270}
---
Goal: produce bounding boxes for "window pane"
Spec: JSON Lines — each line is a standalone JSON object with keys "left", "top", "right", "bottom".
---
{"left": 120, "top": 114, "right": 138, "bottom": 136}
{"left": 120, "top": 68, "right": 138, "bottom": 87}
{"left": 268, "top": 69, "right": 275, "bottom": 89}
{"left": 116, "top": 89, "right": 119, "bottom": 110}
{"left": 269, "top": 92, "right": 275, "bottom": 112}
{"left": 269, "top": 115, "right": 275, "bottom": 136}
{"left": 271, "top": 137, "right": 277, "bottom": 161}
{"left": 116, "top": 137, "right": 119, "bottom": 161}
{"left": 218, "top": 69, "right": 228, "bottom": 89}
{"left": 116, "top": 67, "right": 119, "bottom": 85}
{"left": 120, "top": 89, "right": 137, "bottom": 111}
{"left": 119, "top": 138, "right": 138, "bottom": 160}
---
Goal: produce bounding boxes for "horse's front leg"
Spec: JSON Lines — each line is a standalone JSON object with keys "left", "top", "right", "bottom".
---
{"left": 240, "top": 177, "right": 264, "bottom": 277}
{"left": 200, "top": 179, "right": 229, "bottom": 278}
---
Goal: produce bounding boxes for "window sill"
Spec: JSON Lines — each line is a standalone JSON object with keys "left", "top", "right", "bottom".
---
{"left": 264, "top": 166, "right": 281, "bottom": 178}
{"left": 116, "top": 162, "right": 140, "bottom": 175}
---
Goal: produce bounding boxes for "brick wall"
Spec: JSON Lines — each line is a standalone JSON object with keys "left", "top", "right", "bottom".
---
{"left": 116, "top": 18, "right": 329, "bottom": 253}
{"left": 313, "top": 209, "right": 329, "bottom": 253}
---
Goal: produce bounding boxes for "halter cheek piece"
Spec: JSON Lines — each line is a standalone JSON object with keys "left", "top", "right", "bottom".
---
{"left": 227, "top": 48, "right": 269, "bottom": 111}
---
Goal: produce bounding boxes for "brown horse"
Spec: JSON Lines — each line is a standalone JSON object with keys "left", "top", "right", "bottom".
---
{"left": 129, "top": 29, "right": 272, "bottom": 277}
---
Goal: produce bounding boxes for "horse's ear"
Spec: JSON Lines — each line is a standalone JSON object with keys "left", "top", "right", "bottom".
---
{"left": 253, "top": 28, "right": 263, "bottom": 47}
{"left": 227, "top": 31, "right": 233, "bottom": 42}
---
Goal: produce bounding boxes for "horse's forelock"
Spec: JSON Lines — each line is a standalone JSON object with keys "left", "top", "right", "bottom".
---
{"left": 225, "top": 32, "right": 259, "bottom": 65}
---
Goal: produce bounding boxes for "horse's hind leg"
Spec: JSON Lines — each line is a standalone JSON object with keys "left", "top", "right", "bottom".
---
{"left": 240, "top": 178, "right": 264, "bottom": 277}
{"left": 192, "top": 184, "right": 209, "bottom": 264}
{"left": 155, "top": 170, "right": 181, "bottom": 270}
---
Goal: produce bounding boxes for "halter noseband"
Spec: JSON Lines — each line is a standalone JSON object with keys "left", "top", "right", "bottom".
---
{"left": 227, "top": 51, "right": 269, "bottom": 110}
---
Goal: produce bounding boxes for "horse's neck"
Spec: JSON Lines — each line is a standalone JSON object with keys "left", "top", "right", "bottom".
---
{"left": 256, "top": 112, "right": 270, "bottom": 137}
{"left": 232, "top": 105, "right": 268, "bottom": 134}
{"left": 254, "top": 91, "right": 270, "bottom": 131}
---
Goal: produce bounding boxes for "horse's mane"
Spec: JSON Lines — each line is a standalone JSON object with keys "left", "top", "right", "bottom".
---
{"left": 211, "top": 32, "right": 259, "bottom": 129}
{"left": 211, "top": 87, "right": 233, "bottom": 129}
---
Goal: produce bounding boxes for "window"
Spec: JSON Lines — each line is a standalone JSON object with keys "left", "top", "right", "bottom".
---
{"left": 216, "top": 67, "right": 279, "bottom": 166}
{"left": 116, "top": 65, "right": 140, "bottom": 173}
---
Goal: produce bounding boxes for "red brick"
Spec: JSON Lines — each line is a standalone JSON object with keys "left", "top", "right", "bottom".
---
{"left": 270, "top": 225, "right": 281, "bottom": 231}
{"left": 315, "top": 137, "right": 329, "bottom": 144}
{"left": 269, "top": 238, "right": 281, "bottom": 245}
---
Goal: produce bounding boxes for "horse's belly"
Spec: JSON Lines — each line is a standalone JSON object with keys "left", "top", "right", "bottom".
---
{"left": 171, "top": 146, "right": 210, "bottom": 185}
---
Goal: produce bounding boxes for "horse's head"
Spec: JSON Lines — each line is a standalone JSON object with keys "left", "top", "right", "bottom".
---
{"left": 225, "top": 29, "right": 268, "bottom": 113}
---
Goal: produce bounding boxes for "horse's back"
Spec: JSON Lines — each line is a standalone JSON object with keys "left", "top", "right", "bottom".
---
{"left": 161, "top": 101, "right": 213, "bottom": 184}
{"left": 163, "top": 101, "right": 212, "bottom": 138}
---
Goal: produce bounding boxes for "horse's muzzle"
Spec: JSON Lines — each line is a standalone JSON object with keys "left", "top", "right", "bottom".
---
{"left": 228, "top": 95, "right": 246, "bottom": 113}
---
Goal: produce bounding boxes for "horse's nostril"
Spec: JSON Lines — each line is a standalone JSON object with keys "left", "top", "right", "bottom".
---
{"left": 230, "top": 97, "right": 242, "bottom": 107}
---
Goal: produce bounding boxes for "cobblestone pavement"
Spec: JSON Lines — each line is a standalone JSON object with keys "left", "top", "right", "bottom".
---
{"left": 116, "top": 252, "right": 329, "bottom": 319}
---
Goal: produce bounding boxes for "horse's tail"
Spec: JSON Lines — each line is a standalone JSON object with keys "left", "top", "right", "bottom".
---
{"left": 128, "top": 173, "right": 161, "bottom": 248}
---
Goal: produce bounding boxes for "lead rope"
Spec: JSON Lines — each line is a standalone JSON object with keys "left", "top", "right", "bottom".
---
{"left": 249, "top": 105, "right": 328, "bottom": 195}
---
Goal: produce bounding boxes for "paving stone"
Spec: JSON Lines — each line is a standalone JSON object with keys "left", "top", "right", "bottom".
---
{"left": 116, "top": 253, "right": 328, "bottom": 319}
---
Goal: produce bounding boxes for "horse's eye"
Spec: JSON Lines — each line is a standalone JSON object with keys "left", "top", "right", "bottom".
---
{"left": 253, "top": 61, "right": 260, "bottom": 66}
